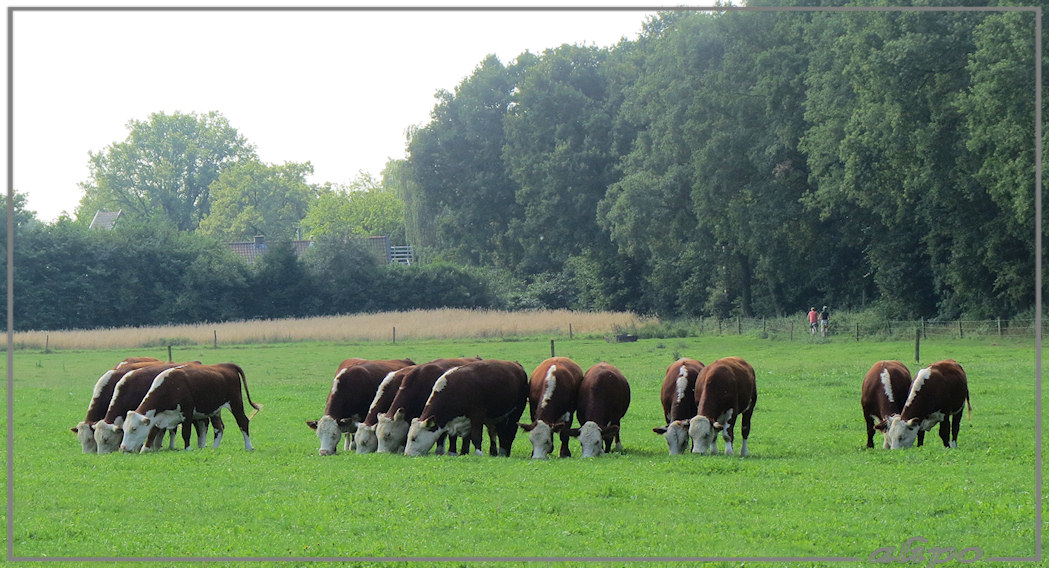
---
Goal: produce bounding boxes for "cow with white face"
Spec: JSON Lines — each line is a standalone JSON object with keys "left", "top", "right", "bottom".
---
{"left": 688, "top": 357, "right": 756, "bottom": 456}
{"left": 883, "top": 359, "right": 970, "bottom": 449}
{"left": 652, "top": 358, "right": 704, "bottom": 455}
{"left": 306, "top": 358, "right": 414, "bottom": 456}
{"left": 860, "top": 360, "right": 914, "bottom": 449}
{"left": 404, "top": 359, "right": 528, "bottom": 457}
{"left": 375, "top": 357, "right": 481, "bottom": 454}
{"left": 568, "top": 363, "right": 630, "bottom": 458}
{"left": 71, "top": 359, "right": 166, "bottom": 453}
{"left": 518, "top": 357, "right": 584, "bottom": 459}
{"left": 119, "top": 363, "right": 260, "bottom": 453}
{"left": 353, "top": 366, "right": 416, "bottom": 453}
{"left": 92, "top": 363, "right": 195, "bottom": 454}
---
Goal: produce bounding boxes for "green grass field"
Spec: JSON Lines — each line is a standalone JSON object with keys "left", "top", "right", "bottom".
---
{"left": 4, "top": 334, "right": 1042, "bottom": 567}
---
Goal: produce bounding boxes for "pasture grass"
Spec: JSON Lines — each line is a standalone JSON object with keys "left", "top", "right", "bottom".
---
{"left": 4, "top": 334, "right": 1042, "bottom": 568}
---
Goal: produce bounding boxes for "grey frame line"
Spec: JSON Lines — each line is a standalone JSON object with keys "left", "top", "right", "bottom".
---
{"left": 6, "top": 3, "right": 1040, "bottom": 562}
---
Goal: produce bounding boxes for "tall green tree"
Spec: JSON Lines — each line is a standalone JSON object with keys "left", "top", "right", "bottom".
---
{"left": 198, "top": 160, "right": 316, "bottom": 242}
{"left": 77, "top": 111, "right": 256, "bottom": 231}
{"left": 300, "top": 172, "right": 406, "bottom": 243}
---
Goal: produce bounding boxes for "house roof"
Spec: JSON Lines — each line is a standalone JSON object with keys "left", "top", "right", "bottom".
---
{"left": 89, "top": 210, "right": 122, "bottom": 230}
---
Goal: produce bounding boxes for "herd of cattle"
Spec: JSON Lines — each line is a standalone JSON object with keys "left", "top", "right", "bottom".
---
{"left": 71, "top": 354, "right": 972, "bottom": 457}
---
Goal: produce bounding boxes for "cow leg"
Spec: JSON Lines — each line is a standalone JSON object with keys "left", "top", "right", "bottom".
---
{"left": 470, "top": 422, "right": 485, "bottom": 456}
{"left": 435, "top": 432, "right": 448, "bottom": 455}
{"left": 486, "top": 423, "right": 499, "bottom": 456}
{"left": 949, "top": 411, "right": 962, "bottom": 448}
{"left": 210, "top": 415, "right": 224, "bottom": 448}
{"left": 193, "top": 419, "right": 208, "bottom": 449}
{"left": 739, "top": 410, "right": 754, "bottom": 457}
{"left": 495, "top": 420, "right": 516, "bottom": 457}
{"left": 723, "top": 421, "right": 735, "bottom": 456}
{"left": 168, "top": 427, "right": 179, "bottom": 450}
{"left": 938, "top": 417, "right": 952, "bottom": 448}
{"left": 559, "top": 429, "right": 572, "bottom": 458}
{"left": 916, "top": 429, "right": 925, "bottom": 447}
{"left": 864, "top": 414, "right": 876, "bottom": 449}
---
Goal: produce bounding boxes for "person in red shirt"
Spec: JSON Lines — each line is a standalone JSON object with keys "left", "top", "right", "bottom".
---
{"left": 808, "top": 307, "right": 818, "bottom": 335}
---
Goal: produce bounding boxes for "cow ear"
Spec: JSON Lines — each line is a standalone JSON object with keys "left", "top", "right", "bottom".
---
{"left": 114, "top": 416, "right": 124, "bottom": 428}
{"left": 518, "top": 422, "right": 535, "bottom": 432}
{"left": 422, "top": 417, "right": 437, "bottom": 430}
{"left": 339, "top": 418, "right": 359, "bottom": 432}
{"left": 874, "top": 420, "right": 888, "bottom": 432}
{"left": 70, "top": 426, "right": 79, "bottom": 433}
{"left": 306, "top": 420, "right": 319, "bottom": 430}
{"left": 653, "top": 427, "right": 668, "bottom": 435}
{"left": 550, "top": 422, "right": 567, "bottom": 433}
{"left": 603, "top": 425, "right": 620, "bottom": 439}
{"left": 568, "top": 428, "right": 582, "bottom": 438}
{"left": 142, "top": 417, "right": 151, "bottom": 426}
{"left": 393, "top": 408, "right": 405, "bottom": 422}
{"left": 907, "top": 418, "right": 921, "bottom": 429}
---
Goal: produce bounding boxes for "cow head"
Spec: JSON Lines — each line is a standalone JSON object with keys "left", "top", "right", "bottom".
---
{"left": 518, "top": 420, "right": 566, "bottom": 459}
{"left": 568, "top": 421, "right": 613, "bottom": 458}
{"left": 308, "top": 415, "right": 357, "bottom": 456}
{"left": 376, "top": 409, "right": 409, "bottom": 454}
{"left": 93, "top": 418, "right": 123, "bottom": 454}
{"left": 688, "top": 416, "right": 719, "bottom": 454}
{"left": 353, "top": 424, "right": 378, "bottom": 454}
{"left": 405, "top": 416, "right": 444, "bottom": 456}
{"left": 885, "top": 416, "right": 922, "bottom": 449}
{"left": 72, "top": 421, "right": 98, "bottom": 453}
{"left": 119, "top": 411, "right": 152, "bottom": 453}
{"left": 653, "top": 419, "right": 690, "bottom": 455}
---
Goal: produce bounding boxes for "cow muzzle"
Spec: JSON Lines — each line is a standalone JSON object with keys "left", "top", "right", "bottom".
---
{"left": 318, "top": 448, "right": 334, "bottom": 456}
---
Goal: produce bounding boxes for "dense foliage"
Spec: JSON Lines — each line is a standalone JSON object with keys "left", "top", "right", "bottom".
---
{"left": 10, "top": 6, "right": 1042, "bottom": 330}
{"left": 404, "top": 7, "right": 1042, "bottom": 320}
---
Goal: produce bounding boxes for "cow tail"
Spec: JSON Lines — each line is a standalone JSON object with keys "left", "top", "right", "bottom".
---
{"left": 966, "top": 393, "right": 973, "bottom": 419}
{"left": 237, "top": 364, "right": 263, "bottom": 419}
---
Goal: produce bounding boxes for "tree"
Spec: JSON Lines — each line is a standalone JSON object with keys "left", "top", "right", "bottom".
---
{"left": 77, "top": 111, "right": 256, "bottom": 231}
{"left": 198, "top": 160, "right": 316, "bottom": 242}
{"left": 300, "top": 172, "right": 406, "bottom": 243}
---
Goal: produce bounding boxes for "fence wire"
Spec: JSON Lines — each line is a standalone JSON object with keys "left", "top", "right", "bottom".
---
{"left": 687, "top": 317, "right": 1042, "bottom": 340}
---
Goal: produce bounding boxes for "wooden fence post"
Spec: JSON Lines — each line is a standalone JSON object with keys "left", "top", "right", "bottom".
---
{"left": 569, "top": 323, "right": 573, "bottom": 340}
{"left": 914, "top": 327, "right": 921, "bottom": 363}
{"left": 550, "top": 339, "right": 556, "bottom": 358}
{"left": 855, "top": 323, "right": 860, "bottom": 342}
{"left": 958, "top": 320, "right": 964, "bottom": 339}
{"left": 167, "top": 345, "right": 173, "bottom": 362}
{"left": 737, "top": 316, "right": 742, "bottom": 335}
{"left": 213, "top": 330, "right": 218, "bottom": 349}
{"left": 393, "top": 327, "right": 397, "bottom": 344}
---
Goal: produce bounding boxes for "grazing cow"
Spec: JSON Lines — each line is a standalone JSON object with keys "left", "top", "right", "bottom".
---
{"left": 119, "top": 363, "right": 261, "bottom": 453}
{"left": 518, "top": 357, "right": 585, "bottom": 459}
{"left": 883, "top": 359, "right": 971, "bottom": 449}
{"left": 375, "top": 357, "right": 481, "bottom": 454}
{"left": 652, "top": 358, "right": 705, "bottom": 455}
{"left": 404, "top": 359, "right": 528, "bottom": 457}
{"left": 860, "top": 360, "right": 915, "bottom": 449}
{"left": 306, "top": 358, "right": 414, "bottom": 455}
{"left": 72, "top": 360, "right": 172, "bottom": 453}
{"left": 568, "top": 363, "right": 631, "bottom": 458}
{"left": 115, "top": 357, "right": 162, "bottom": 369}
{"left": 688, "top": 357, "right": 756, "bottom": 456}
{"left": 92, "top": 363, "right": 200, "bottom": 454}
{"left": 352, "top": 365, "right": 416, "bottom": 453}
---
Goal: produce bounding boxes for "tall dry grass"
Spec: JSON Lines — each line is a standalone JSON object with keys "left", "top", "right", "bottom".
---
{"left": 11, "top": 309, "right": 654, "bottom": 351}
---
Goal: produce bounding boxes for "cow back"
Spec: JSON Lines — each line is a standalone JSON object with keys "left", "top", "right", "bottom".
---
{"left": 528, "top": 357, "right": 584, "bottom": 423}
{"left": 900, "top": 359, "right": 968, "bottom": 420}
{"left": 103, "top": 363, "right": 187, "bottom": 423}
{"left": 385, "top": 357, "right": 481, "bottom": 420}
{"left": 419, "top": 359, "right": 528, "bottom": 427}
{"left": 323, "top": 361, "right": 408, "bottom": 421}
{"left": 694, "top": 357, "right": 755, "bottom": 422}
{"left": 577, "top": 363, "right": 631, "bottom": 427}
{"left": 660, "top": 358, "right": 704, "bottom": 423}
{"left": 362, "top": 366, "right": 415, "bottom": 426}
{"left": 861, "top": 360, "right": 911, "bottom": 419}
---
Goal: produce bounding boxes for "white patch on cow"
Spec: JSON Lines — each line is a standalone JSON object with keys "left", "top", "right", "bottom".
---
{"left": 539, "top": 367, "right": 558, "bottom": 411}
{"left": 675, "top": 366, "right": 689, "bottom": 404}
{"left": 446, "top": 416, "right": 471, "bottom": 438}
{"left": 879, "top": 368, "right": 895, "bottom": 403}
{"left": 425, "top": 367, "right": 460, "bottom": 407}
{"left": 920, "top": 411, "right": 945, "bottom": 432}
{"left": 119, "top": 409, "right": 156, "bottom": 453}
{"left": 905, "top": 367, "right": 932, "bottom": 408}
{"left": 689, "top": 416, "right": 717, "bottom": 455}
{"left": 354, "top": 424, "right": 378, "bottom": 454}
{"left": 886, "top": 417, "right": 921, "bottom": 449}
{"left": 527, "top": 420, "right": 555, "bottom": 459}
{"left": 740, "top": 438, "right": 749, "bottom": 457}
{"left": 376, "top": 413, "right": 409, "bottom": 454}
{"left": 90, "top": 371, "right": 116, "bottom": 406}
{"left": 949, "top": 440, "right": 957, "bottom": 449}
{"left": 145, "top": 368, "right": 179, "bottom": 398}
{"left": 404, "top": 417, "right": 446, "bottom": 456}
{"left": 242, "top": 430, "right": 255, "bottom": 451}
{"left": 75, "top": 422, "right": 97, "bottom": 453}
{"left": 370, "top": 371, "right": 398, "bottom": 411}
{"left": 315, "top": 415, "right": 342, "bottom": 456}
{"left": 576, "top": 421, "right": 604, "bottom": 457}
{"left": 662, "top": 420, "right": 690, "bottom": 455}
{"left": 331, "top": 367, "right": 350, "bottom": 396}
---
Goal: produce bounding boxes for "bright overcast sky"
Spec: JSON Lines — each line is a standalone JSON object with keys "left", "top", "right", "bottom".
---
{"left": 8, "top": 1, "right": 710, "bottom": 222}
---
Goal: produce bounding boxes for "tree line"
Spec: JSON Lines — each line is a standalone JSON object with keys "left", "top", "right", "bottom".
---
{"left": 399, "top": 5, "right": 1041, "bottom": 321}
{"left": 8, "top": 4, "right": 1042, "bottom": 331}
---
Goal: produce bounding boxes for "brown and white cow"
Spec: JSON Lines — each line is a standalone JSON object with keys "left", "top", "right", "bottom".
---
{"left": 860, "top": 360, "right": 914, "bottom": 449}
{"left": 883, "top": 359, "right": 971, "bottom": 449}
{"left": 688, "top": 356, "right": 756, "bottom": 456}
{"left": 352, "top": 365, "right": 416, "bottom": 454}
{"left": 404, "top": 359, "right": 528, "bottom": 457}
{"left": 92, "top": 363, "right": 199, "bottom": 454}
{"left": 119, "top": 363, "right": 260, "bottom": 453}
{"left": 518, "top": 357, "right": 584, "bottom": 459}
{"left": 568, "top": 363, "right": 630, "bottom": 458}
{"left": 72, "top": 360, "right": 170, "bottom": 453}
{"left": 652, "top": 358, "right": 705, "bottom": 455}
{"left": 375, "top": 357, "right": 481, "bottom": 454}
{"left": 306, "top": 358, "right": 414, "bottom": 455}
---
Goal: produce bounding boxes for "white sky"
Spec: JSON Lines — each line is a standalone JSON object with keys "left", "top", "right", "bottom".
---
{"left": 7, "top": 1, "right": 699, "bottom": 222}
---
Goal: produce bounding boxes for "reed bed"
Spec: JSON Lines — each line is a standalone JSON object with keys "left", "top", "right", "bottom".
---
{"left": 11, "top": 308, "right": 653, "bottom": 351}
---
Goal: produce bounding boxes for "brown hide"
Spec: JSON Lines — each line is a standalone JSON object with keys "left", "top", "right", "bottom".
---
{"left": 360, "top": 365, "right": 415, "bottom": 427}
{"left": 860, "top": 360, "right": 912, "bottom": 448}
{"left": 383, "top": 358, "right": 482, "bottom": 422}
{"left": 574, "top": 363, "right": 631, "bottom": 450}
{"left": 659, "top": 358, "right": 704, "bottom": 423}
{"left": 317, "top": 359, "right": 415, "bottom": 426}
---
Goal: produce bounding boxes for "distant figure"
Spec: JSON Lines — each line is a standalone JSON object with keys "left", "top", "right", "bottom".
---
{"left": 807, "top": 307, "right": 818, "bottom": 335}
{"left": 820, "top": 305, "right": 830, "bottom": 337}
